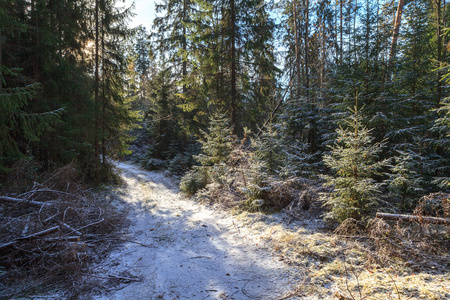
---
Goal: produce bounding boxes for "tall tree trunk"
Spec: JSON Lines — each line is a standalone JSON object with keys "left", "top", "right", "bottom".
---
{"left": 101, "top": 19, "right": 106, "bottom": 165}
{"left": 0, "top": 33, "right": 3, "bottom": 164}
{"left": 182, "top": 0, "right": 187, "bottom": 94}
{"left": 387, "top": 0, "right": 405, "bottom": 80}
{"left": 353, "top": 0, "right": 358, "bottom": 67}
{"left": 293, "top": 0, "right": 301, "bottom": 97}
{"left": 304, "top": 0, "right": 309, "bottom": 98}
{"left": 365, "top": 0, "right": 369, "bottom": 93}
{"left": 31, "top": 0, "right": 39, "bottom": 82}
{"left": 0, "top": 33, "right": 3, "bottom": 91}
{"left": 340, "top": 0, "right": 343, "bottom": 65}
{"left": 230, "top": 0, "right": 237, "bottom": 132}
{"left": 436, "top": 0, "right": 442, "bottom": 102}
{"left": 94, "top": 0, "right": 100, "bottom": 159}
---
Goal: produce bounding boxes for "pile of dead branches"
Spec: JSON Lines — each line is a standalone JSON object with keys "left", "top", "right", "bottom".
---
{"left": 0, "top": 164, "right": 127, "bottom": 299}
{"left": 366, "top": 193, "right": 450, "bottom": 272}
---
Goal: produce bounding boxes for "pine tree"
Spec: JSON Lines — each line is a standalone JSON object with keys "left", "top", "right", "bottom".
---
{"left": 321, "top": 104, "right": 386, "bottom": 223}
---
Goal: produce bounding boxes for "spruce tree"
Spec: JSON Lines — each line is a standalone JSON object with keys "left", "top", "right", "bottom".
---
{"left": 195, "top": 110, "right": 234, "bottom": 167}
{"left": 0, "top": 4, "right": 63, "bottom": 172}
{"left": 433, "top": 83, "right": 450, "bottom": 189}
{"left": 180, "top": 110, "right": 233, "bottom": 195}
{"left": 321, "top": 105, "right": 386, "bottom": 223}
{"left": 384, "top": 150, "right": 424, "bottom": 211}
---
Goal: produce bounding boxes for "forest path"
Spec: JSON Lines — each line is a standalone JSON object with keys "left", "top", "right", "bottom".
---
{"left": 93, "top": 161, "right": 300, "bottom": 300}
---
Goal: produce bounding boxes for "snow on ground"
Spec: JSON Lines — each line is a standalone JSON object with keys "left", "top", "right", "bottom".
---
{"left": 93, "top": 161, "right": 301, "bottom": 300}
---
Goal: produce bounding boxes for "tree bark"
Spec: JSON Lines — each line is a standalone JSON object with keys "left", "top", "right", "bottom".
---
{"left": 304, "top": 0, "right": 309, "bottom": 98}
{"left": 94, "top": 0, "right": 100, "bottom": 159}
{"left": 376, "top": 212, "right": 450, "bottom": 225}
{"left": 340, "top": 0, "right": 343, "bottom": 65}
{"left": 436, "top": 0, "right": 442, "bottom": 102}
{"left": 182, "top": 0, "right": 187, "bottom": 94}
{"left": 101, "top": 18, "right": 106, "bottom": 165}
{"left": 230, "top": 0, "right": 237, "bottom": 132}
{"left": 387, "top": 0, "right": 405, "bottom": 80}
{"left": 0, "top": 196, "right": 46, "bottom": 207}
{"left": 0, "top": 33, "right": 3, "bottom": 90}
{"left": 0, "top": 226, "right": 60, "bottom": 251}
{"left": 293, "top": 0, "right": 301, "bottom": 98}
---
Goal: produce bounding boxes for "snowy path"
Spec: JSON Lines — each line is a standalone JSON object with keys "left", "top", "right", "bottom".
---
{"left": 94, "top": 161, "right": 299, "bottom": 300}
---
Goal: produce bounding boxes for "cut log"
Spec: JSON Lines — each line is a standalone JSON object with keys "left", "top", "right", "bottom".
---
{"left": 376, "top": 212, "right": 450, "bottom": 225}
{"left": 0, "top": 196, "right": 46, "bottom": 207}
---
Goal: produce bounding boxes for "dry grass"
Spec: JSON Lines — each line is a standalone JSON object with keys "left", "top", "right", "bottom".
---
{"left": 0, "top": 163, "right": 128, "bottom": 299}
{"left": 227, "top": 193, "right": 449, "bottom": 299}
{"left": 185, "top": 145, "right": 449, "bottom": 299}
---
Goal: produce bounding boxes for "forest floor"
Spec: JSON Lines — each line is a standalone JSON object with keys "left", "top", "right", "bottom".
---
{"left": 84, "top": 161, "right": 449, "bottom": 300}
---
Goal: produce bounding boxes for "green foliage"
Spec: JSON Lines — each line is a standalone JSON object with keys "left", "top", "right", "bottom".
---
{"left": 179, "top": 166, "right": 208, "bottom": 196}
{"left": 143, "top": 158, "right": 167, "bottom": 171}
{"left": 194, "top": 111, "right": 234, "bottom": 167}
{"left": 384, "top": 150, "right": 424, "bottom": 211}
{"left": 321, "top": 106, "right": 386, "bottom": 223}
{"left": 180, "top": 111, "right": 233, "bottom": 194}
{"left": 168, "top": 151, "right": 196, "bottom": 175}
{"left": 252, "top": 124, "right": 286, "bottom": 174}
{"left": 432, "top": 95, "right": 450, "bottom": 189}
{"left": 240, "top": 153, "right": 271, "bottom": 203}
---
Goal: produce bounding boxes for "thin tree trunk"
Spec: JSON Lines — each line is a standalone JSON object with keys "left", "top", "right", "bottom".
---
{"left": 101, "top": 21, "right": 106, "bottom": 165}
{"left": 0, "top": 33, "right": 3, "bottom": 91}
{"left": 94, "top": 0, "right": 100, "bottom": 159}
{"left": 230, "top": 0, "right": 237, "bottom": 132}
{"left": 305, "top": 0, "right": 309, "bottom": 98}
{"left": 365, "top": 0, "right": 369, "bottom": 93}
{"left": 354, "top": 0, "right": 357, "bottom": 66}
{"left": 376, "top": 212, "right": 450, "bottom": 225}
{"left": 340, "top": 0, "right": 343, "bottom": 65}
{"left": 182, "top": 0, "right": 187, "bottom": 94}
{"left": 436, "top": 0, "right": 442, "bottom": 102}
{"left": 412, "top": 0, "right": 417, "bottom": 94}
{"left": 0, "top": 33, "right": 2, "bottom": 165}
{"left": 293, "top": 0, "right": 301, "bottom": 97}
{"left": 387, "top": 0, "right": 405, "bottom": 80}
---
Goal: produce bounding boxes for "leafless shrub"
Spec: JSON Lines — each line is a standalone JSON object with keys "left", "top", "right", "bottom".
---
{"left": 196, "top": 182, "right": 245, "bottom": 209}
{"left": 334, "top": 218, "right": 366, "bottom": 236}
{"left": 284, "top": 183, "right": 331, "bottom": 221}
{"left": 263, "top": 178, "right": 296, "bottom": 209}
{"left": 413, "top": 192, "right": 450, "bottom": 218}
{"left": 368, "top": 212, "right": 450, "bottom": 271}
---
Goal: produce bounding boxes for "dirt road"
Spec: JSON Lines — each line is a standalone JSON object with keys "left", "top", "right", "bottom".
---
{"left": 93, "top": 162, "right": 299, "bottom": 300}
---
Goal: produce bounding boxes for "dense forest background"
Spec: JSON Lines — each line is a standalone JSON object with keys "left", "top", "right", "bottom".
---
{"left": 1, "top": 0, "right": 449, "bottom": 221}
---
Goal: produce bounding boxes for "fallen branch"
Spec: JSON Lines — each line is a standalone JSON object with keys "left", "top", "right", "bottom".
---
{"left": 19, "top": 188, "right": 79, "bottom": 199}
{"left": 0, "top": 196, "right": 46, "bottom": 207}
{"left": 60, "top": 222, "right": 82, "bottom": 235}
{"left": 376, "top": 212, "right": 450, "bottom": 225}
{"left": 41, "top": 236, "right": 81, "bottom": 243}
{"left": 74, "top": 218, "right": 105, "bottom": 232}
{"left": 0, "top": 226, "right": 60, "bottom": 251}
